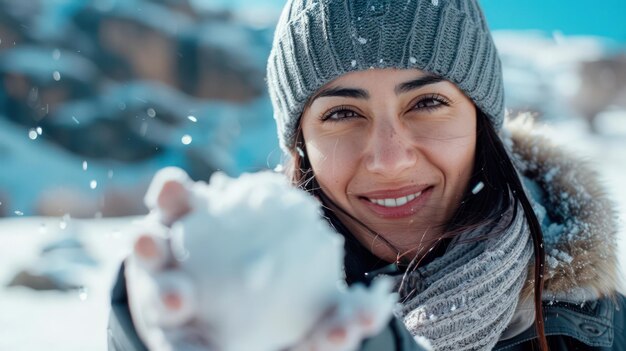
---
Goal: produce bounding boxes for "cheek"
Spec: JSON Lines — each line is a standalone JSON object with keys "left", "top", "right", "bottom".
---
{"left": 305, "top": 137, "right": 361, "bottom": 197}
{"left": 435, "top": 136, "right": 476, "bottom": 193}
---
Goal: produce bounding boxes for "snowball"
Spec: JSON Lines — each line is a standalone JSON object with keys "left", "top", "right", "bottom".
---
{"left": 145, "top": 169, "right": 395, "bottom": 351}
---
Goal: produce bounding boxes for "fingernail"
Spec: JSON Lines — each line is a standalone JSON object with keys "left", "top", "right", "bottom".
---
{"left": 327, "top": 326, "right": 347, "bottom": 344}
{"left": 162, "top": 291, "right": 183, "bottom": 311}
{"left": 158, "top": 181, "right": 191, "bottom": 222}
{"left": 135, "top": 235, "right": 159, "bottom": 259}
{"left": 358, "top": 312, "right": 374, "bottom": 328}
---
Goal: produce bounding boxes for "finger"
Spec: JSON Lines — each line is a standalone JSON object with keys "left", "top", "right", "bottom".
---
{"left": 343, "top": 278, "right": 396, "bottom": 337}
{"left": 356, "top": 311, "right": 375, "bottom": 330}
{"left": 327, "top": 326, "right": 348, "bottom": 344}
{"left": 154, "top": 271, "right": 197, "bottom": 328}
{"left": 287, "top": 305, "right": 339, "bottom": 351}
{"left": 125, "top": 255, "right": 164, "bottom": 347}
{"left": 134, "top": 234, "right": 172, "bottom": 271}
{"left": 144, "top": 168, "right": 193, "bottom": 226}
{"left": 131, "top": 220, "right": 174, "bottom": 271}
{"left": 360, "top": 278, "right": 397, "bottom": 333}
{"left": 157, "top": 180, "right": 192, "bottom": 226}
{"left": 307, "top": 306, "right": 360, "bottom": 351}
{"left": 318, "top": 326, "right": 359, "bottom": 351}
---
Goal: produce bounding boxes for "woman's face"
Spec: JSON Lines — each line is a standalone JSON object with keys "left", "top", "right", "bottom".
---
{"left": 300, "top": 69, "right": 477, "bottom": 262}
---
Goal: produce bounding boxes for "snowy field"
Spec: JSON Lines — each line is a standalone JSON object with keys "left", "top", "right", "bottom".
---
{"left": 0, "top": 216, "right": 138, "bottom": 350}
{"left": 1, "top": 32, "right": 626, "bottom": 349}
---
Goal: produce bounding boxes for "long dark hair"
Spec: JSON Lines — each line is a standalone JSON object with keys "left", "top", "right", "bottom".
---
{"left": 285, "top": 108, "right": 549, "bottom": 350}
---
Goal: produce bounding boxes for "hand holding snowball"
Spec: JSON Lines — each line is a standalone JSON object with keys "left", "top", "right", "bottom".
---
{"left": 126, "top": 167, "right": 396, "bottom": 351}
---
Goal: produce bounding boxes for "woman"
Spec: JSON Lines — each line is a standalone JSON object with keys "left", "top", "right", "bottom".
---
{"left": 108, "top": 0, "right": 626, "bottom": 350}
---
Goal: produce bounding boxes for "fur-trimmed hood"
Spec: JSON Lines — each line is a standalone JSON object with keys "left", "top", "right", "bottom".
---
{"left": 503, "top": 116, "right": 622, "bottom": 302}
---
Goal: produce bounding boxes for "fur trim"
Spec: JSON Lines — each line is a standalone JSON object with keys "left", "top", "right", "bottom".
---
{"left": 503, "top": 115, "right": 622, "bottom": 301}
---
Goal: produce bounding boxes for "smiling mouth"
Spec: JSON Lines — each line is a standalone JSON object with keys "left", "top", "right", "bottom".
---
{"left": 365, "top": 190, "right": 423, "bottom": 207}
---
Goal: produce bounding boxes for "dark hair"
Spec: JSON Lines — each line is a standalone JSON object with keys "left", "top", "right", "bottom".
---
{"left": 285, "top": 109, "right": 548, "bottom": 351}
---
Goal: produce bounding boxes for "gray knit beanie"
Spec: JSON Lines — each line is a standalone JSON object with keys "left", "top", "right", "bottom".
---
{"left": 267, "top": 0, "right": 505, "bottom": 152}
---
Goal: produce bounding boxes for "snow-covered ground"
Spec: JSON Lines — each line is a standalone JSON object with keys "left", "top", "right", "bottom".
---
{"left": 0, "top": 32, "right": 625, "bottom": 350}
{"left": 0, "top": 216, "right": 138, "bottom": 350}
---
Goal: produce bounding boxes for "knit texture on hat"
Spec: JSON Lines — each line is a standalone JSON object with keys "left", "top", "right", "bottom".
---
{"left": 267, "top": 0, "right": 505, "bottom": 152}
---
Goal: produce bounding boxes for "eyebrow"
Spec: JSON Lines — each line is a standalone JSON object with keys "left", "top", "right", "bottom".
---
{"left": 310, "top": 74, "right": 445, "bottom": 104}
{"left": 395, "top": 75, "right": 445, "bottom": 95}
{"left": 315, "top": 86, "right": 369, "bottom": 100}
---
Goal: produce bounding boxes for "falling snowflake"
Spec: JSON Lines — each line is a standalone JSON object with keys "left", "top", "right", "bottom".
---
{"left": 472, "top": 182, "right": 485, "bottom": 194}
{"left": 78, "top": 286, "right": 88, "bottom": 301}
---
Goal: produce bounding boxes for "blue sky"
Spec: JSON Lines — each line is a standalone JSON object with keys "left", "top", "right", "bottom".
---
{"left": 480, "top": 0, "right": 626, "bottom": 42}
{"left": 234, "top": 0, "right": 626, "bottom": 42}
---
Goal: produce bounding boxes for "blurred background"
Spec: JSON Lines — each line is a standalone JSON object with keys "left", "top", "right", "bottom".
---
{"left": 0, "top": 0, "right": 282, "bottom": 219}
{"left": 0, "top": 0, "right": 625, "bottom": 349}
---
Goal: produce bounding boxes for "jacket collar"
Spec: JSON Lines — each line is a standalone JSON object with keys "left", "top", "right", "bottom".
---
{"left": 504, "top": 116, "right": 622, "bottom": 302}
{"left": 494, "top": 296, "right": 616, "bottom": 349}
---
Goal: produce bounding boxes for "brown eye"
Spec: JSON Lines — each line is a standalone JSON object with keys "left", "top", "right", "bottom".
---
{"left": 416, "top": 99, "right": 442, "bottom": 109}
{"left": 413, "top": 94, "right": 450, "bottom": 111}
{"left": 321, "top": 107, "right": 362, "bottom": 122}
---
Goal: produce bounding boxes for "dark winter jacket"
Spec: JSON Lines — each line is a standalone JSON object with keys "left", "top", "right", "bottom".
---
{"left": 108, "top": 119, "right": 626, "bottom": 350}
{"left": 108, "top": 262, "right": 626, "bottom": 351}
{"left": 358, "top": 292, "right": 626, "bottom": 351}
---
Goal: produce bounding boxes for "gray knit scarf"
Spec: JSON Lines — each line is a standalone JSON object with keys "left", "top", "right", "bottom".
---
{"left": 395, "top": 202, "right": 533, "bottom": 350}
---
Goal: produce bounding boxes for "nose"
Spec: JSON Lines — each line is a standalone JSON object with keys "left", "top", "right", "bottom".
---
{"left": 364, "top": 119, "right": 418, "bottom": 176}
